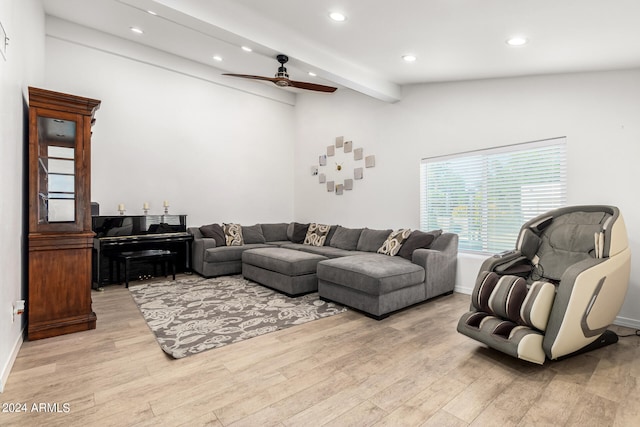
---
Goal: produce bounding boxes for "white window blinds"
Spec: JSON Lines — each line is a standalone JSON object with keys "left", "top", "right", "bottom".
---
{"left": 420, "top": 137, "right": 567, "bottom": 253}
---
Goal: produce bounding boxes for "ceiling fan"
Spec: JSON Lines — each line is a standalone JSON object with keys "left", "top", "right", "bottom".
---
{"left": 223, "top": 54, "right": 337, "bottom": 93}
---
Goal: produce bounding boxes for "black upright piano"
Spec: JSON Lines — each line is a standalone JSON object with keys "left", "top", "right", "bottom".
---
{"left": 92, "top": 214, "right": 192, "bottom": 288}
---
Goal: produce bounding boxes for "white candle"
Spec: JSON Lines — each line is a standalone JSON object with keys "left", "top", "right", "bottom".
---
{"left": 118, "top": 203, "right": 125, "bottom": 211}
{"left": 163, "top": 200, "right": 169, "bottom": 207}
{"left": 143, "top": 202, "right": 149, "bottom": 210}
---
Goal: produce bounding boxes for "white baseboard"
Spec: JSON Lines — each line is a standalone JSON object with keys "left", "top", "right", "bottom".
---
{"left": 0, "top": 330, "right": 23, "bottom": 393}
{"left": 613, "top": 315, "right": 640, "bottom": 330}
{"left": 454, "top": 285, "right": 473, "bottom": 295}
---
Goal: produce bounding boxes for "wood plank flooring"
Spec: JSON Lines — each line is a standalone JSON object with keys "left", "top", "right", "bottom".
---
{"left": 2, "top": 275, "right": 640, "bottom": 426}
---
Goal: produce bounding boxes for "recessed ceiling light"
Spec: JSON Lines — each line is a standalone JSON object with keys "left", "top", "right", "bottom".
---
{"left": 241, "top": 46, "right": 253, "bottom": 52}
{"left": 329, "top": 12, "right": 347, "bottom": 22}
{"left": 308, "top": 71, "right": 317, "bottom": 77}
{"left": 147, "top": 10, "right": 157, "bottom": 16}
{"left": 402, "top": 54, "right": 417, "bottom": 62}
{"left": 213, "top": 55, "right": 223, "bottom": 62}
{"left": 130, "top": 27, "right": 144, "bottom": 34}
{"left": 506, "top": 37, "right": 528, "bottom": 46}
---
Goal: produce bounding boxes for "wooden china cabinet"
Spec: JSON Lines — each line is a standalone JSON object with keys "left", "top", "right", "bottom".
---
{"left": 27, "top": 87, "right": 101, "bottom": 340}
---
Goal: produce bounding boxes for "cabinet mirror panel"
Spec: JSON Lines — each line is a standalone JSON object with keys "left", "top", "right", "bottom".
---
{"left": 37, "top": 117, "right": 77, "bottom": 223}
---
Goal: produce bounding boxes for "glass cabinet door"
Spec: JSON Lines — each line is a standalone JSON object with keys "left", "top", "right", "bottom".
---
{"left": 37, "top": 116, "right": 77, "bottom": 224}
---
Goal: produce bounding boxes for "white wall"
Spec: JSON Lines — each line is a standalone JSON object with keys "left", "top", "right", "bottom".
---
{"left": 44, "top": 20, "right": 296, "bottom": 227}
{"left": 294, "top": 69, "right": 640, "bottom": 328}
{"left": 0, "top": 0, "right": 45, "bottom": 392}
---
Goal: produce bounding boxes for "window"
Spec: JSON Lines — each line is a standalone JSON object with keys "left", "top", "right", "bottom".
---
{"left": 420, "top": 137, "right": 567, "bottom": 253}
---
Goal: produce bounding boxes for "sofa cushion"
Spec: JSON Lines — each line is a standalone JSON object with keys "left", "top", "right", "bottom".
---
{"left": 378, "top": 229, "right": 411, "bottom": 256}
{"left": 357, "top": 228, "right": 393, "bottom": 252}
{"left": 304, "top": 223, "right": 331, "bottom": 247}
{"left": 223, "top": 223, "right": 244, "bottom": 246}
{"left": 397, "top": 229, "right": 442, "bottom": 260}
{"left": 282, "top": 243, "right": 369, "bottom": 259}
{"left": 242, "top": 248, "right": 327, "bottom": 276}
{"left": 261, "top": 223, "right": 289, "bottom": 242}
{"left": 204, "top": 243, "right": 270, "bottom": 262}
{"left": 291, "top": 222, "right": 310, "bottom": 243}
{"left": 265, "top": 241, "right": 293, "bottom": 247}
{"left": 330, "top": 226, "right": 363, "bottom": 251}
{"left": 317, "top": 254, "right": 425, "bottom": 295}
{"left": 199, "top": 223, "right": 226, "bottom": 247}
{"left": 324, "top": 225, "right": 339, "bottom": 246}
{"left": 242, "top": 224, "right": 266, "bottom": 244}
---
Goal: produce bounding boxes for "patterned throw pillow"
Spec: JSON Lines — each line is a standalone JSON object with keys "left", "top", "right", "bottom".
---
{"left": 377, "top": 229, "right": 412, "bottom": 256}
{"left": 303, "top": 223, "right": 331, "bottom": 247}
{"left": 223, "top": 223, "right": 244, "bottom": 246}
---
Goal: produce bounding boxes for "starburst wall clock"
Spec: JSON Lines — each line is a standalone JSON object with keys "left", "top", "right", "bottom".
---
{"left": 312, "top": 136, "right": 375, "bottom": 195}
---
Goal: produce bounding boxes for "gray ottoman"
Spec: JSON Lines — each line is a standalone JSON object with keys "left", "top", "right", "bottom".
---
{"left": 242, "top": 248, "right": 328, "bottom": 296}
{"left": 317, "top": 254, "right": 426, "bottom": 319}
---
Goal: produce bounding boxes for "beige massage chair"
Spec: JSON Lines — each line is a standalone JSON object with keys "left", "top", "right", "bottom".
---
{"left": 457, "top": 205, "right": 631, "bottom": 364}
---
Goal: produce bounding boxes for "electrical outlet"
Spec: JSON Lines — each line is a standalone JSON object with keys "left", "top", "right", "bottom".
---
{"left": 12, "top": 300, "right": 25, "bottom": 323}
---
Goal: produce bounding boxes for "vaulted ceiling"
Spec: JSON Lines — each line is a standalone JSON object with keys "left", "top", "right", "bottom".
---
{"left": 43, "top": 0, "right": 640, "bottom": 102}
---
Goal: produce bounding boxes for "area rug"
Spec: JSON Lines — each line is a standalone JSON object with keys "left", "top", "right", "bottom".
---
{"left": 128, "top": 275, "right": 346, "bottom": 358}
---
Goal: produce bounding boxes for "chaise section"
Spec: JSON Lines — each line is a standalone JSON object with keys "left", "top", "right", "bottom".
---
{"left": 242, "top": 248, "right": 328, "bottom": 296}
{"left": 317, "top": 232, "right": 458, "bottom": 319}
{"left": 317, "top": 254, "right": 426, "bottom": 319}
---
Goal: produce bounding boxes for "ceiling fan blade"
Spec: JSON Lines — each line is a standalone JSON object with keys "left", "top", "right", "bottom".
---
{"left": 222, "top": 73, "right": 279, "bottom": 83}
{"left": 223, "top": 54, "right": 338, "bottom": 94}
{"left": 289, "top": 80, "right": 338, "bottom": 93}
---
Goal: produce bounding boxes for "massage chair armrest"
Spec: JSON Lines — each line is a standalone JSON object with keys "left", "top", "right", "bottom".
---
{"left": 480, "top": 250, "right": 529, "bottom": 275}
{"left": 542, "top": 254, "right": 631, "bottom": 359}
{"left": 557, "top": 258, "right": 604, "bottom": 289}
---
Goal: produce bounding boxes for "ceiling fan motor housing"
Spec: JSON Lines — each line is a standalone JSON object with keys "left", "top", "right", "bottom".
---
{"left": 275, "top": 54, "right": 290, "bottom": 84}
{"left": 275, "top": 66, "right": 290, "bottom": 80}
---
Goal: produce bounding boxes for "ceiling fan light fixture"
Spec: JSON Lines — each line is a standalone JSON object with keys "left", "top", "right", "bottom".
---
{"left": 506, "top": 36, "right": 528, "bottom": 46}
{"left": 241, "top": 46, "right": 253, "bottom": 52}
{"left": 329, "top": 12, "right": 347, "bottom": 22}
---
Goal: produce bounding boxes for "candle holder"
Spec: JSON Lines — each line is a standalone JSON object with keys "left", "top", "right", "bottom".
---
{"left": 143, "top": 208, "right": 149, "bottom": 215}
{"left": 143, "top": 202, "right": 149, "bottom": 216}
{"left": 118, "top": 207, "right": 126, "bottom": 216}
{"left": 164, "top": 205, "right": 169, "bottom": 215}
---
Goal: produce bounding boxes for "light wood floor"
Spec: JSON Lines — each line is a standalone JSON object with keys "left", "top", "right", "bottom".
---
{"left": 2, "top": 275, "right": 640, "bottom": 427}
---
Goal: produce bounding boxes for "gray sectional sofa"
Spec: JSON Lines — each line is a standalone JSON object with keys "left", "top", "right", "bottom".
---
{"left": 188, "top": 222, "right": 458, "bottom": 319}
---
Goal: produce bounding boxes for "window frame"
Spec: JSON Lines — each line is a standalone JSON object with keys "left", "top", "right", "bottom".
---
{"left": 420, "top": 137, "right": 567, "bottom": 254}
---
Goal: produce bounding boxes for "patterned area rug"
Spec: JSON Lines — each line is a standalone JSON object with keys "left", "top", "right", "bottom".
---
{"left": 129, "top": 275, "right": 347, "bottom": 358}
